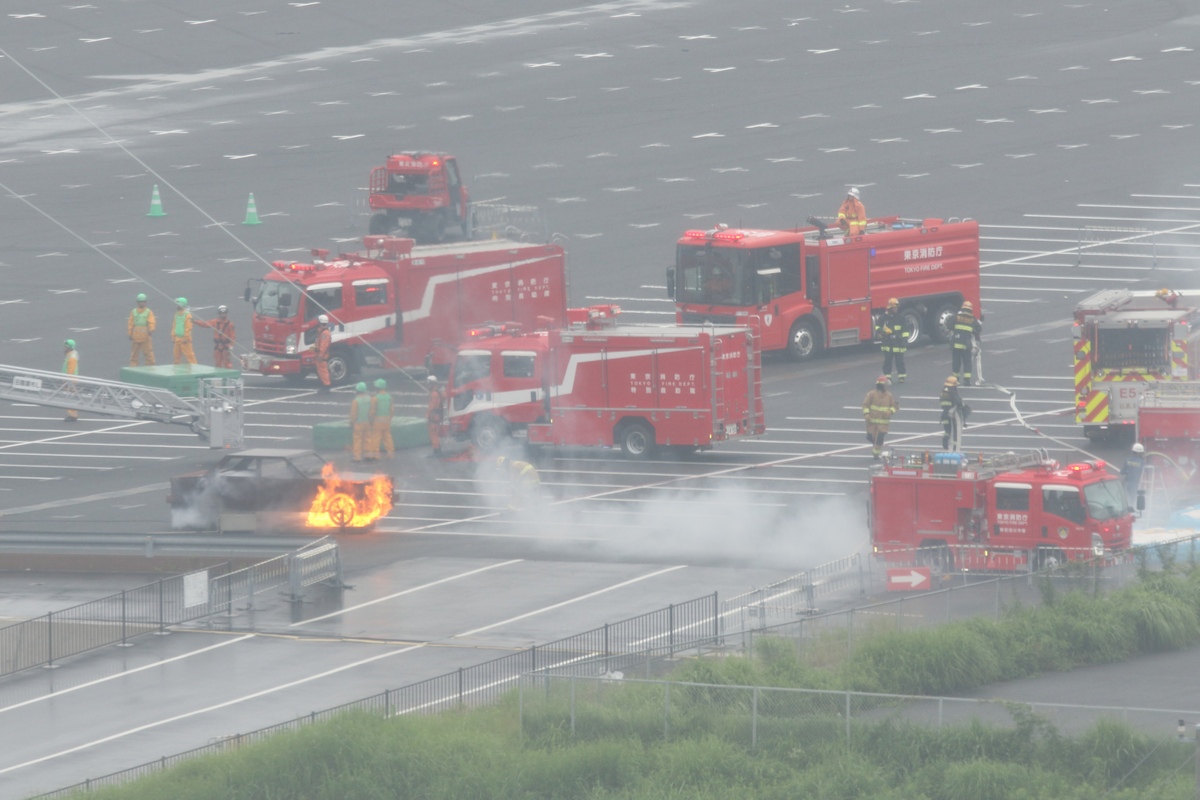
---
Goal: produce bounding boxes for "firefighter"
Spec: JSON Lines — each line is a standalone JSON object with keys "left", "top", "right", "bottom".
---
{"left": 349, "top": 382, "right": 371, "bottom": 462}
{"left": 1123, "top": 442, "right": 1146, "bottom": 501}
{"left": 862, "top": 376, "right": 899, "bottom": 459}
{"left": 951, "top": 301, "right": 981, "bottom": 384}
{"left": 940, "top": 375, "right": 966, "bottom": 451}
{"left": 426, "top": 374, "right": 446, "bottom": 456}
{"left": 368, "top": 378, "right": 394, "bottom": 461}
{"left": 171, "top": 298, "right": 197, "bottom": 366}
{"left": 837, "top": 187, "right": 866, "bottom": 236}
{"left": 127, "top": 293, "right": 156, "bottom": 367}
{"left": 62, "top": 339, "right": 79, "bottom": 422}
{"left": 315, "top": 314, "right": 333, "bottom": 393}
{"left": 196, "top": 305, "right": 236, "bottom": 369}
{"left": 876, "top": 297, "right": 908, "bottom": 383}
{"left": 493, "top": 455, "right": 540, "bottom": 511}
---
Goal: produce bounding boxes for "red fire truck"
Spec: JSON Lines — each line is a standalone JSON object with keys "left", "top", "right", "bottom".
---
{"left": 667, "top": 216, "right": 980, "bottom": 360}
{"left": 1073, "top": 289, "right": 1200, "bottom": 441}
{"left": 443, "top": 307, "right": 766, "bottom": 456}
{"left": 871, "top": 449, "right": 1133, "bottom": 573}
{"left": 242, "top": 236, "right": 567, "bottom": 385}
{"left": 367, "top": 152, "right": 470, "bottom": 243}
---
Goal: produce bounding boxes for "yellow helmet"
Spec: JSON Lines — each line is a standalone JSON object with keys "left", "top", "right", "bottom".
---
{"left": 960, "top": 300, "right": 973, "bottom": 310}
{"left": 886, "top": 297, "right": 899, "bottom": 308}
{"left": 945, "top": 375, "right": 959, "bottom": 386}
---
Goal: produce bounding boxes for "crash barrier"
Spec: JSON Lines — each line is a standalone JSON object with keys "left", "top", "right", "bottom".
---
{"left": 518, "top": 674, "right": 1200, "bottom": 744}
{"left": 470, "top": 202, "right": 548, "bottom": 242}
{"left": 34, "top": 592, "right": 721, "bottom": 798}
{"left": 311, "top": 416, "right": 428, "bottom": 452}
{"left": 0, "top": 538, "right": 340, "bottom": 679}
{"left": 1076, "top": 225, "right": 1156, "bottom": 269}
{"left": 719, "top": 553, "right": 866, "bottom": 631}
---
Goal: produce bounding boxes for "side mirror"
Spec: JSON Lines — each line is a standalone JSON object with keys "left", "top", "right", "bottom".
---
{"left": 1136, "top": 489, "right": 1146, "bottom": 512}
{"left": 243, "top": 287, "right": 251, "bottom": 302}
{"left": 665, "top": 266, "right": 676, "bottom": 299}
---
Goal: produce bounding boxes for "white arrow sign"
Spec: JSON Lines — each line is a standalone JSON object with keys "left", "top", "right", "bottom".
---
{"left": 886, "top": 567, "right": 931, "bottom": 591}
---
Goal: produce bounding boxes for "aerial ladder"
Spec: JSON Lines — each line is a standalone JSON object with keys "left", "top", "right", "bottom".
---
{"left": 0, "top": 364, "right": 242, "bottom": 448}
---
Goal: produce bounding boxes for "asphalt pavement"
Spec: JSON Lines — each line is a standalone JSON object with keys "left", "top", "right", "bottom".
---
{"left": 2, "top": 0, "right": 1199, "bottom": 796}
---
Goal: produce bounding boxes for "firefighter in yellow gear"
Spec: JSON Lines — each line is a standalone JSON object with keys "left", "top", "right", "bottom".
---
{"left": 940, "top": 376, "right": 966, "bottom": 451}
{"left": 426, "top": 374, "right": 446, "bottom": 455}
{"left": 171, "top": 297, "right": 197, "bottom": 365}
{"left": 494, "top": 455, "right": 540, "bottom": 511}
{"left": 128, "top": 293, "right": 156, "bottom": 366}
{"left": 837, "top": 187, "right": 866, "bottom": 235}
{"left": 862, "top": 375, "right": 898, "bottom": 459}
{"left": 62, "top": 339, "right": 79, "bottom": 422}
{"left": 876, "top": 297, "right": 908, "bottom": 383}
{"left": 367, "top": 378, "right": 394, "bottom": 461}
{"left": 349, "top": 382, "right": 372, "bottom": 462}
{"left": 951, "top": 300, "right": 981, "bottom": 384}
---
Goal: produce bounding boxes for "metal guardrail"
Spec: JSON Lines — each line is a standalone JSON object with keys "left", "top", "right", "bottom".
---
{"left": 0, "top": 537, "right": 341, "bottom": 678}
{"left": 719, "top": 553, "right": 866, "bottom": 631}
{"left": 470, "top": 202, "right": 548, "bottom": 242}
{"left": 0, "top": 532, "right": 316, "bottom": 556}
{"left": 33, "top": 593, "right": 720, "bottom": 798}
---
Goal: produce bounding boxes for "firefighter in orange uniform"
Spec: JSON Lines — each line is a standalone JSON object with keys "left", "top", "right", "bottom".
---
{"left": 426, "top": 374, "right": 446, "bottom": 455}
{"left": 171, "top": 298, "right": 197, "bottom": 365}
{"left": 837, "top": 187, "right": 866, "bottom": 235}
{"left": 128, "top": 293, "right": 156, "bottom": 366}
{"left": 367, "top": 378, "right": 394, "bottom": 461}
{"left": 350, "top": 382, "right": 371, "bottom": 462}
{"left": 315, "top": 314, "right": 332, "bottom": 393}
{"left": 62, "top": 339, "right": 79, "bottom": 422}
{"left": 196, "top": 305, "right": 236, "bottom": 369}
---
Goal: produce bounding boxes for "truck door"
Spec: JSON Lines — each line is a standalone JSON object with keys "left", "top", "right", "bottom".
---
{"left": 1039, "top": 484, "right": 1086, "bottom": 557}
{"left": 303, "top": 283, "right": 343, "bottom": 345}
{"left": 823, "top": 247, "right": 871, "bottom": 346}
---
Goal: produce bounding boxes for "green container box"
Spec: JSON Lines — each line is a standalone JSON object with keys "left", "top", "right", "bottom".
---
{"left": 312, "top": 417, "right": 429, "bottom": 451}
{"left": 119, "top": 364, "right": 242, "bottom": 397}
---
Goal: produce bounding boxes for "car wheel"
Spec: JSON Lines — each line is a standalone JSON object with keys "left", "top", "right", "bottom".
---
{"left": 617, "top": 421, "right": 655, "bottom": 458}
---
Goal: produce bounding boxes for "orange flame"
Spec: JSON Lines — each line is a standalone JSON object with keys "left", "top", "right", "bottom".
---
{"left": 306, "top": 462, "right": 394, "bottom": 528}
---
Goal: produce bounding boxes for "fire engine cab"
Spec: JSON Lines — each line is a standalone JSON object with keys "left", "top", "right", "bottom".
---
{"left": 871, "top": 449, "right": 1133, "bottom": 573}
{"left": 1073, "top": 289, "right": 1200, "bottom": 440}
{"left": 242, "top": 235, "right": 567, "bottom": 385}
{"left": 667, "top": 215, "right": 980, "bottom": 360}
{"left": 443, "top": 306, "right": 766, "bottom": 457}
{"left": 367, "top": 152, "right": 470, "bottom": 244}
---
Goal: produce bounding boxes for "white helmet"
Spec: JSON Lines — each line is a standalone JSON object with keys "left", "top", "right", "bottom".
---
{"left": 427, "top": 374, "right": 440, "bottom": 383}
{"left": 848, "top": 187, "right": 860, "bottom": 199}
{"left": 318, "top": 314, "right": 329, "bottom": 324}
{"left": 1132, "top": 443, "right": 1145, "bottom": 453}
{"left": 217, "top": 305, "right": 228, "bottom": 313}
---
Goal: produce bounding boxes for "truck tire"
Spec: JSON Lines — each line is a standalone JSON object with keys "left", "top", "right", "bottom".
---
{"left": 616, "top": 420, "right": 655, "bottom": 458}
{"left": 1035, "top": 547, "right": 1066, "bottom": 571}
{"left": 470, "top": 416, "right": 509, "bottom": 451}
{"left": 787, "top": 318, "right": 822, "bottom": 361}
{"left": 928, "top": 301, "right": 960, "bottom": 344}
{"left": 901, "top": 308, "right": 923, "bottom": 346}
{"left": 326, "top": 351, "right": 353, "bottom": 385}
{"left": 369, "top": 213, "right": 391, "bottom": 235}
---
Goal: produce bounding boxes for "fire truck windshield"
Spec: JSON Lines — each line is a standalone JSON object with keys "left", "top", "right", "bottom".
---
{"left": 254, "top": 281, "right": 300, "bottom": 320}
{"left": 1083, "top": 478, "right": 1127, "bottom": 520}
{"left": 676, "top": 244, "right": 800, "bottom": 306}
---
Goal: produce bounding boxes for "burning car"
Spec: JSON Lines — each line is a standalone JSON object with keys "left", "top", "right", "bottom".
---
{"left": 168, "top": 449, "right": 395, "bottom": 532}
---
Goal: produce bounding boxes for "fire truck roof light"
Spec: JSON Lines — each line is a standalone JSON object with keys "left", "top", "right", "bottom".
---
{"left": 713, "top": 230, "right": 745, "bottom": 241}
{"left": 684, "top": 230, "right": 709, "bottom": 239}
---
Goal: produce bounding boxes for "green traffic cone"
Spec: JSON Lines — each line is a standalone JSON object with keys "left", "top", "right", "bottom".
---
{"left": 146, "top": 184, "right": 166, "bottom": 217}
{"left": 242, "top": 192, "right": 262, "bottom": 226}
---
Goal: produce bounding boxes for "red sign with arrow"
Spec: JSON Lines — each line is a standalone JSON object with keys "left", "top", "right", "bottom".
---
{"left": 886, "top": 566, "right": 931, "bottom": 592}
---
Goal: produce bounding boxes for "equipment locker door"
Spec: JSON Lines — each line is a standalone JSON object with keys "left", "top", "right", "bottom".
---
{"left": 824, "top": 247, "right": 871, "bottom": 346}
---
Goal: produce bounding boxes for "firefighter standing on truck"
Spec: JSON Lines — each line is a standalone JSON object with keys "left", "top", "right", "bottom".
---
{"left": 171, "top": 298, "right": 197, "bottom": 366}
{"left": 837, "top": 187, "right": 866, "bottom": 236}
{"left": 349, "top": 382, "right": 371, "bottom": 462}
{"left": 951, "top": 301, "right": 981, "bottom": 384}
{"left": 196, "top": 305, "right": 236, "bottom": 369}
{"left": 940, "top": 376, "right": 966, "bottom": 451}
{"left": 862, "top": 376, "right": 899, "bottom": 459}
{"left": 127, "top": 293, "right": 156, "bottom": 367}
{"left": 368, "top": 378, "right": 394, "bottom": 461}
{"left": 315, "top": 315, "right": 332, "bottom": 393}
{"left": 876, "top": 298, "right": 908, "bottom": 383}
{"left": 426, "top": 374, "right": 446, "bottom": 456}
{"left": 62, "top": 339, "right": 79, "bottom": 423}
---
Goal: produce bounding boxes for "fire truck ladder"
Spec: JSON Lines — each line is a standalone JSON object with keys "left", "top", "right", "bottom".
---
{"left": 0, "top": 364, "right": 243, "bottom": 449}
{"left": 884, "top": 447, "right": 1053, "bottom": 475}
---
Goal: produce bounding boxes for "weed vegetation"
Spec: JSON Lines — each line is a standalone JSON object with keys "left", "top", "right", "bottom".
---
{"left": 68, "top": 569, "right": 1200, "bottom": 800}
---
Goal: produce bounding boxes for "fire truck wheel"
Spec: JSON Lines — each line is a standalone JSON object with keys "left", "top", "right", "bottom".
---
{"left": 928, "top": 301, "right": 960, "bottom": 344}
{"left": 326, "top": 352, "right": 352, "bottom": 385}
{"left": 1036, "top": 547, "right": 1066, "bottom": 571}
{"left": 617, "top": 420, "right": 656, "bottom": 458}
{"left": 787, "top": 319, "right": 822, "bottom": 361}
{"left": 901, "top": 308, "right": 923, "bottom": 346}
{"left": 470, "top": 416, "right": 509, "bottom": 451}
{"left": 369, "top": 213, "right": 391, "bottom": 235}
